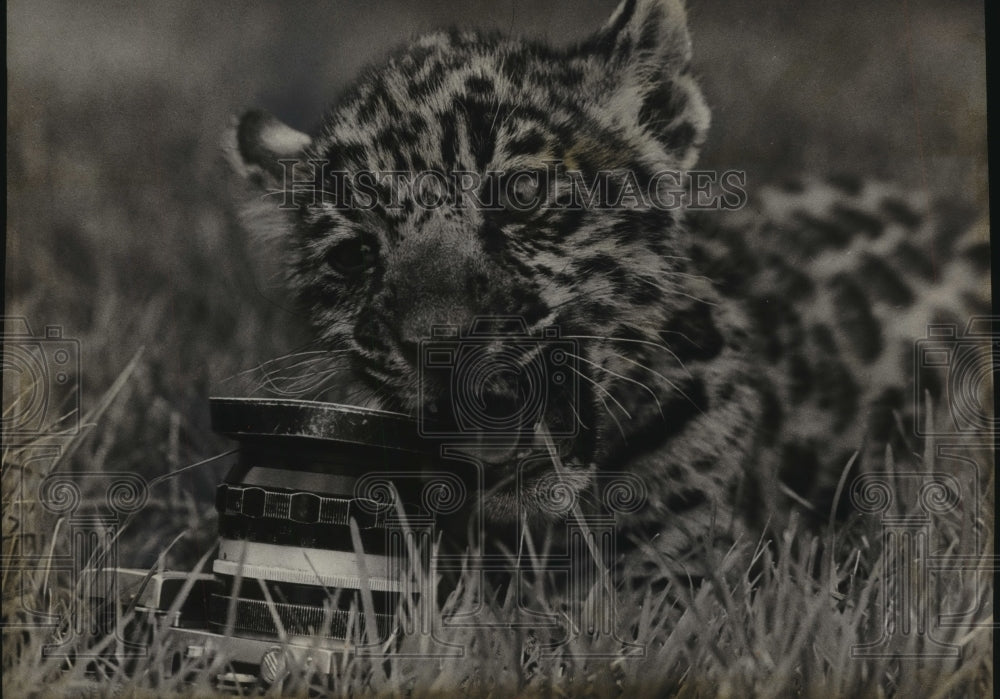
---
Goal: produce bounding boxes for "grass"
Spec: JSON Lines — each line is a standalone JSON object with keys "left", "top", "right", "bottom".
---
{"left": 4, "top": 0, "right": 991, "bottom": 696}
{"left": 2, "top": 372, "right": 993, "bottom": 696}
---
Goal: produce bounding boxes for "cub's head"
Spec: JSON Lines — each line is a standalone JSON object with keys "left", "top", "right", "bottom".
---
{"left": 232, "top": 0, "right": 713, "bottom": 519}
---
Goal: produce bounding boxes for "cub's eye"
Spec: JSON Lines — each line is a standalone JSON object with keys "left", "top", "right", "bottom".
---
{"left": 325, "top": 239, "right": 377, "bottom": 277}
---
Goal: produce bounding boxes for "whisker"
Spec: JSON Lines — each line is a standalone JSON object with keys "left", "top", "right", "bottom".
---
{"left": 592, "top": 389, "right": 627, "bottom": 441}
{"left": 562, "top": 334, "right": 692, "bottom": 377}
{"left": 659, "top": 328, "right": 700, "bottom": 348}
{"left": 638, "top": 268, "right": 714, "bottom": 286}
{"left": 566, "top": 364, "right": 631, "bottom": 420}
{"left": 225, "top": 347, "right": 331, "bottom": 381}
{"left": 611, "top": 353, "right": 707, "bottom": 420}
{"left": 573, "top": 369, "right": 632, "bottom": 439}
{"left": 608, "top": 351, "right": 712, "bottom": 423}
{"left": 566, "top": 399, "right": 587, "bottom": 431}
{"left": 568, "top": 352, "right": 663, "bottom": 420}
{"left": 260, "top": 366, "right": 341, "bottom": 397}
{"left": 632, "top": 275, "right": 718, "bottom": 307}
{"left": 253, "top": 352, "right": 353, "bottom": 378}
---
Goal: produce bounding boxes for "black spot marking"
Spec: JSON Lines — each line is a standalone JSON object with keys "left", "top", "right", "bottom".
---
{"left": 609, "top": 0, "right": 638, "bottom": 40}
{"left": 735, "top": 470, "right": 765, "bottom": 528}
{"left": 660, "top": 302, "right": 725, "bottom": 363}
{"left": 962, "top": 242, "right": 992, "bottom": 273}
{"left": 637, "top": 6, "right": 665, "bottom": 52}
{"left": 599, "top": 377, "right": 706, "bottom": 466}
{"left": 464, "top": 75, "right": 494, "bottom": 95}
{"left": 831, "top": 203, "right": 885, "bottom": 238}
{"left": 813, "top": 357, "right": 859, "bottom": 434}
{"left": 550, "top": 206, "right": 587, "bottom": 240}
{"left": 779, "top": 442, "right": 820, "bottom": 497}
{"left": 788, "top": 353, "right": 813, "bottom": 404}
{"left": 726, "top": 326, "right": 749, "bottom": 353}
{"left": 961, "top": 292, "right": 991, "bottom": 316}
{"left": 765, "top": 254, "right": 816, "bottom": 298}
{"left": 407, "top": 64, "right": 448, "bottom": 100}
{"left": 663, "top": 378, "right": 708, "bottom": 434}
{"left": 515, "top": 293, "right": 549, "bottom": 326}
{"left": 915, "top": 358, "right": 943, "bottom": 402}
{"left": 439, "top": 111, "right": 458, "bottom": 166}
{"left": 627, "top": 281, "right": 662, "bottom": 305}
{"left": 406, "top": 112, "right": 428, "bottom": 135}
{"left": 793, "top": 211, "right": 852, "bottom": 250}
{"left": 478, "top": 220, "right": 507, "bottom": 255}
{"left": 325, "top": 142, "right": 368, "bottom": 170}
{"left": 758, "top": 385, "right": 783, "bottom": 446}
{"left": 665, "top": 488, "right": 707, "bottom": 513}
{"left": 930, "top": 197, "right": 977, "bottom": 258}
{"left": 455, "top": 98, "right": 499, "bottom": 169}
{"left": 691, "top": 457, "right": 715, "bottom": 473}
{"left": 585, "top": 0, "right": 637, "bottom": 57}
{"left": 868, "top": 388, "right": 905, "bottom": 443}
{"left": 639, "top": 83, "right": 684, "bottom": 129}
{"left": 578, "top": 299, "right": 616, "bottom": 324}
{"left": 690, "top": 225, "right": 758, "bottom": 297}
{"left": 662, "top": 122, "right": 696, "bottom": 153}
{"left": 581, "top": 253, "right": 622, "bottom": 275}
{"left": 506, "top": 129, "right": 547, "bottom": 156}
{"left": 829, "top": 274, "right": 882, "bottom": 362}
{"left": 880, "top": 197, "right": 923, "bottom": 228}
{"left": 826, "top": 173, "right": 863, "bottom": 195}
{"left": 857, "top": 254, "right": 915, "bottom": 306}
{"left": 892, "top": 241, "right": 937, "bottom": 281}
{"left": 810, "top": 323, "right": 837, "bottom": 351}
{"left": 746, "top": 297, "right": 790, "bottom": 361}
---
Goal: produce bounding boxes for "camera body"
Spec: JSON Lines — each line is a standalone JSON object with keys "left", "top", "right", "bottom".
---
{"left": 81, "top": 398, "right": 463, "bottom": 692}
{"left": 418, "top": 317, "right": 578, "bottom": 439}
{"left": 1, "top": 317, "right": 80, "bottom": 436}
{"left": 913, "top": 317, "right": 998, "bottom": 436}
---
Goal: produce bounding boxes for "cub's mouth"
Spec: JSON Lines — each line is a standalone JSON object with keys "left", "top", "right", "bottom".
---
{"left": 368, "top": 321, "right": 596, "bottom": 520}
{"left": 420, "top": 407, "right": 594, "bottom": 523}
{"left": 471, "top": 427, "right": 594, "bottom": 523}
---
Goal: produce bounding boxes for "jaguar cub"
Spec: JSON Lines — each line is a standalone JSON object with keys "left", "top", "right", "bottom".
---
{"left": 231, "top": 0, "right": 990, "bottom": 570}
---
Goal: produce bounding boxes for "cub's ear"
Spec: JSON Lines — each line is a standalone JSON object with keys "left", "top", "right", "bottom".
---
{"left": 590, "top": 0, "right": 693, "bottom": 72}
{"left": 582, "top": 0, "right": 709, "bottom": 168}
{"left": 225, "top": 109, "right": 312, "bottom": 187}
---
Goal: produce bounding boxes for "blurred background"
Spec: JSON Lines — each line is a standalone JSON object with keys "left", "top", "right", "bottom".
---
{"left": 5, "top": 0, "right": 987, "bottom": 563}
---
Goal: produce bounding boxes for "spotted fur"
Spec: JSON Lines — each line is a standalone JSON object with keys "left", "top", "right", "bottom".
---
{"left": 231, "top": 0, "right": 991, "bottom": 571}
